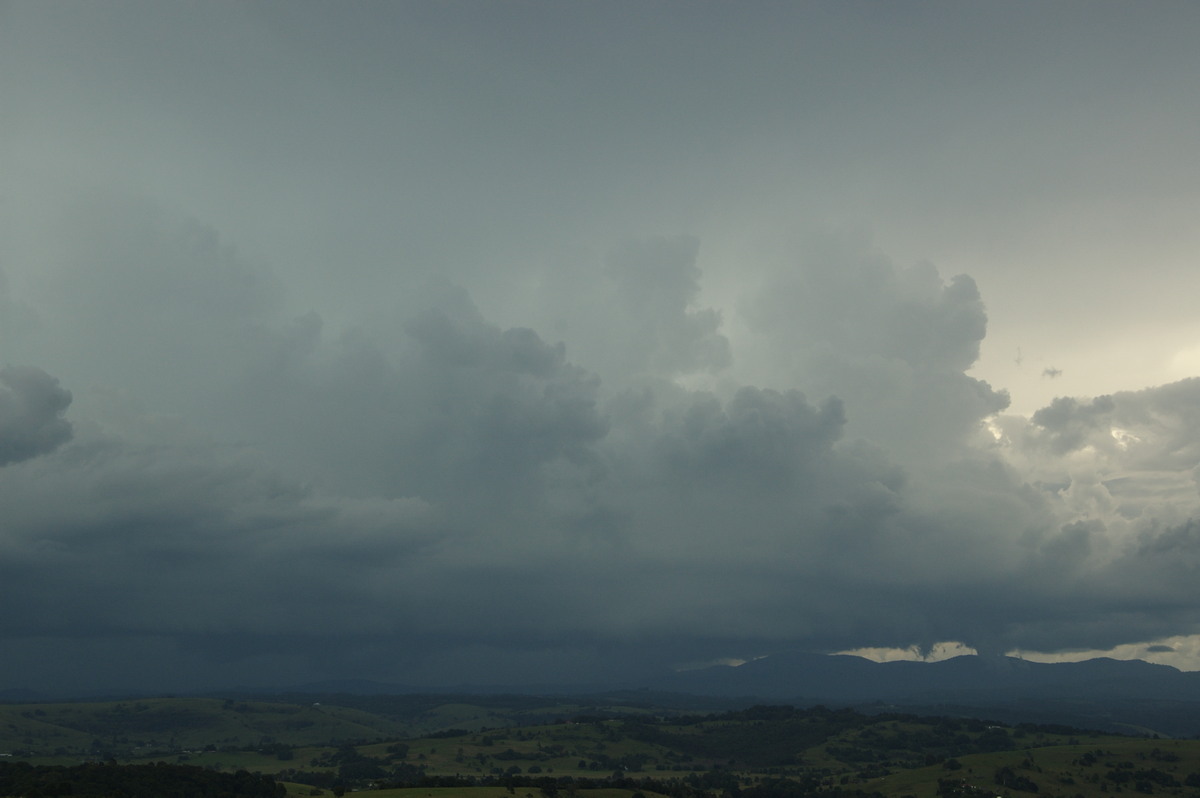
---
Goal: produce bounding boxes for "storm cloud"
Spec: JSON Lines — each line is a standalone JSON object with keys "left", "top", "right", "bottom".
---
{"left": 0, "top": 366, "right": 72, "bottom": 466}
{"left": 4, "top": 1, "right": 1200, "bottom": 693}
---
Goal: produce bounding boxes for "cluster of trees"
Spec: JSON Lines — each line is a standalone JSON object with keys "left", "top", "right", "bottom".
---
{"left": 617, "top": 706, "right": 1038, "bottom": 771}
{"left": 0, "top": 760, "right": 283, "bottom": 798}
{"left": 617, "top": 706, "right": 867, "bottom": 767}
{"left": 359, "top": 772, "right": 888, "bottom": 798}
{"left": 936, "top": 776, "right": 993, "bottom": 798}
{"left": 1102, "top": 764, "right": 1178, "bottom": 793}
{"left": 742, "top": 778, "right": 884, "bottom": 798}
{"left": 993, "top": 765, "right": 1040, "bottom": 793}
{"left": 276, "top": 763, "right": 892, "bottom": 798}
{"left": 1069, "top": 748, "right": 1200, "bottom": 794}
{"left": 285, "top": 741, "right": 423, "bottom": 788}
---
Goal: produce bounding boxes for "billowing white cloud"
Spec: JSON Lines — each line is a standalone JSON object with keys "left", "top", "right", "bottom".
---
{"left": 741, "top": 235, "right": 1009, "bottom": 459}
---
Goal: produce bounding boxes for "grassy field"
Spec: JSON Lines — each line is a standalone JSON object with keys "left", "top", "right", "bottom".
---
{"left": 0, "top": 697, "right": 408, "bottom": 756}
{"left": 840, "top": 736, "right": 1200, "bottom": 798}
{"left": 273, "top": 780, "right": 681, "bottom": 798}
{"left": 6, "top": 698, "right": 1200, "bottom": 798}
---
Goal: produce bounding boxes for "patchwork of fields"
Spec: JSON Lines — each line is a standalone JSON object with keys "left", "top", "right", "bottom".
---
{"left": 3, "top": 697, "right": 1200, "bottom": 798}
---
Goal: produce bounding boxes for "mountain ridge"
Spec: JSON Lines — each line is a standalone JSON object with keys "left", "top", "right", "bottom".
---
{"left": 651, "top": 652, "right": 1200, "bottom": 703}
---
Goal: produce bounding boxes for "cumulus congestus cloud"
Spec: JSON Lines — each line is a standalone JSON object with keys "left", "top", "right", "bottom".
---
{"left": 5, "top": 0, "right": 1200, "bottom": 690}
{"left": 743, "top": 236, "right": 1009, "bottom": 459}
{"left": 4, "top": 195, "right": 1200, "bottom": 692}
{"left": 529, "top": 236, "right": 731, "bottom": 386}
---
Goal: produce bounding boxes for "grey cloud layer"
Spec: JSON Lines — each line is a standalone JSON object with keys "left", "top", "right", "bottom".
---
{"left": 5, "top": 2, "right": 1200, "bottom": 692}
{"left": 3, "top": 195, "right": 1200, "bottom": 692}
{"left": 0, "top": 367, "right": 73, "bottom": 466}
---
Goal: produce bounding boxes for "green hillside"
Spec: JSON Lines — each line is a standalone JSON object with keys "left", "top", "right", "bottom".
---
{"left": 0, "top": 697, "right": 405, "bottom": 757}
{"left": 5, "top": 699, "right": 1200, "bottom": 798}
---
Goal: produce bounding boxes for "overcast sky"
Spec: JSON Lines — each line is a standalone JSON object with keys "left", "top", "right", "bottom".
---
{"left": 4, "top": 0, "right": 1200, "bottom": 695}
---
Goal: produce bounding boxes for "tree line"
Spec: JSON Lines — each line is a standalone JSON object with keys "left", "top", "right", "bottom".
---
{"left": 0, "top": 760, "right": 285, "bottom": 798}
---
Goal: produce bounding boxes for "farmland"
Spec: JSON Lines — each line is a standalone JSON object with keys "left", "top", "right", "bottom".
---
{"left": 3, "top": 697, "right": 1200, "bottom": 798}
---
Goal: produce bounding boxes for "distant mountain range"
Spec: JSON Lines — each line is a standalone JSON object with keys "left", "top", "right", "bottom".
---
{"left": 8, "top": 653, "right": 1200, "bottom": 738}
{"left": 253, "top": 653, "right": 1200, "bottom": 736}
{"left": 653, "top": 652, "right": 1200, "bottom": 702}
{"left": 649, "top": 652, "right": 1200, "bottom": 737}
{"left": 264, "top": 653, "right": 1198, "bottom": 702}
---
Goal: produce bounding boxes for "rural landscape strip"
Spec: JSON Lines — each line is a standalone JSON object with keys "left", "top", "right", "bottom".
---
{"left": 3, "top": 698, "right": 1200, "bottom": 798}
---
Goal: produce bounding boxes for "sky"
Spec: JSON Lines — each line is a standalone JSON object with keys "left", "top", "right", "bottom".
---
{"left": 3, "top": 0, "right": 1200, "bottom": 695}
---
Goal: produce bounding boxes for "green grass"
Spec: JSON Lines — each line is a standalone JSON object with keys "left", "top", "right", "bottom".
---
{"left": 277, "top": 785, "right": 669, "bottom": 798}
{"left": 0, "top": 697, "right": 407, "bottom": 757}
{"left": 10, "top": 697, "right": 1200, "bottom": 798}
{"left": 860, "top": 738, "right": 1200, "bottom": 798}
